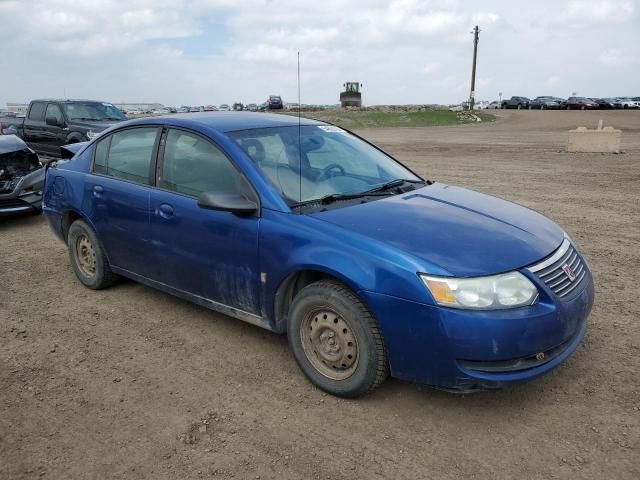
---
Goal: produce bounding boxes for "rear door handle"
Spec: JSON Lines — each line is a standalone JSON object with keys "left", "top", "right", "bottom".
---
{"left": 92, "top": 185, "right": 104, "bottom": 197}
{"left": 157, "top": 203, "right": 174, "bottom": 219}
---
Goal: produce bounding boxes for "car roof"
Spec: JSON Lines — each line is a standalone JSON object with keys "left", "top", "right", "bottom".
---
{"left": 122, "top": 112, "right": 326, "bottom": 133}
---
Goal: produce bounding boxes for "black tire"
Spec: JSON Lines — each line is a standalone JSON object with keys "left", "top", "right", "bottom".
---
{"left": 67, "top": 219, "right": 117, "bottom": 289}
{"left": 287, "top": 280, "right": 388, "bottom": 398}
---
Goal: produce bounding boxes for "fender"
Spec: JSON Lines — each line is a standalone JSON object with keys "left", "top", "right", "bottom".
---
{"left": 260, "top": 209, "right": 433, "bottom": 329}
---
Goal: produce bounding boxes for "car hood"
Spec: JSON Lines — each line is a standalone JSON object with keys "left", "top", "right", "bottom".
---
{"left": 310, "top": 183, "right": 564, "bottom": 276}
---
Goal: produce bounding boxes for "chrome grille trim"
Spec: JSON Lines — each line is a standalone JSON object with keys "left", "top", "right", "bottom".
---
{"left": 528, "top": 238, "right": 571, "bottom": 273}
{"left": 528, "top": 238, "right": 587, "bottom": 299}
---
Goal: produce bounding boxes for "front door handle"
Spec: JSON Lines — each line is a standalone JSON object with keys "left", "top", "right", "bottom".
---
{"left": 157, "top": 203, "right": 174, "bottom": 219}
{"left": 92, "top": 185, "right": 104, "bottom": 197}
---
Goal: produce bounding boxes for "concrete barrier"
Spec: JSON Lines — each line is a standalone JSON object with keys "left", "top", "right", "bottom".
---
{"left": 567, "top": 125, "right": 621, "bottom": 153}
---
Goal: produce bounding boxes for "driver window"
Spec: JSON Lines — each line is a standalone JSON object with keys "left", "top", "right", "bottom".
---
{"left": 160, "top": 129, "right": 246, "bottom": 198}
{"left": 45, "top": 103, "right": 64, "bottom": 124}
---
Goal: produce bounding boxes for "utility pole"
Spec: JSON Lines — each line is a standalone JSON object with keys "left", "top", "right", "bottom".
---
{"left": 468, "top": 25, "right": 480, "bottom": 110}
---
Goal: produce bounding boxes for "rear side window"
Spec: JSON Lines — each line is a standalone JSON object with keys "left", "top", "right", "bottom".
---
{"left": 159, "top": 129, "right": 245, "bottom": 197}
{"left": 28, "top": 102, "right": 46, "bottom": 121}
{"left": 103, "top": 128, "right": 158, "bottom": 185}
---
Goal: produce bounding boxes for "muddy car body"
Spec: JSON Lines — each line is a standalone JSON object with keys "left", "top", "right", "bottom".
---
{"left": 0, "top": 135, "right": 44, "bottom": 216}
{"left": 42, "top": 113, "right": 594, "bottom": 397}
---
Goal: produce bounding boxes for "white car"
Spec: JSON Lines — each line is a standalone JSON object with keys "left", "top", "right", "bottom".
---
{"left": 219, "top": 104, "right": 230, "bottom": 111}
{"left": 474, "top": 101, "right": 490, "bottom": 110}
{"left": 614, "top": 98, "right": 639, "bottom": 109}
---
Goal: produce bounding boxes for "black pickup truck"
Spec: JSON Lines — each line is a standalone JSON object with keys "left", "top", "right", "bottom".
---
{"left": 0, "top": 99, "right": 126, "bottom": 156}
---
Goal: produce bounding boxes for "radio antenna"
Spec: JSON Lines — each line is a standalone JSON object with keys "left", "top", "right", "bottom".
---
{"left": 297, "top": 50, "right": 302, "bottom": 204}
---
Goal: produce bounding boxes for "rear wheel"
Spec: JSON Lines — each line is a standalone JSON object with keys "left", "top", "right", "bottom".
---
{"left": 67, "top": 219, "right": 117, "bottom": 289}
{"left": 287, "top": 280, "right": 388, "bottom": 397}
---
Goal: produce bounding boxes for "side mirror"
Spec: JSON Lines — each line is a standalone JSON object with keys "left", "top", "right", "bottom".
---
{"left": 46, "top": 116, "right": 62, "bottom": 127}
{"left": 197, "top": 191, "right": 258, "bottom": 215}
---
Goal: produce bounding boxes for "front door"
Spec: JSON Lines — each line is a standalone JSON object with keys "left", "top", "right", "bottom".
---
{"left": 148, "top": 128, "right": 261, "bottom": 315}
{"left": 42, "top": 103, "right": 65, "bottom": 155}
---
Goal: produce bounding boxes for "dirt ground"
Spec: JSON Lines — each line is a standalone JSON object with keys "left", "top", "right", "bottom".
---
{"left": 1, "top": 110, "right": 638, "bottom": 480}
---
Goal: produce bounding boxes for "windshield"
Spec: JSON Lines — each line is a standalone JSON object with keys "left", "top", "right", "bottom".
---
{"left": 63, "top": 102, "right": 126, "bottom": 121}
{"left": 226, "top": 125, "right": 422, "bottom": 205}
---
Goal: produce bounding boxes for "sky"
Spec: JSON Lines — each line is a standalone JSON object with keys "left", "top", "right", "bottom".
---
{"left": 0, "top": 0, "right": 638, "bottom": 107}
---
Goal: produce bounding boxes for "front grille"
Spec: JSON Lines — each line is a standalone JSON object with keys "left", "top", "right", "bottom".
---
{"left": 528, "top": 238, "right": 587, "bottom": 299}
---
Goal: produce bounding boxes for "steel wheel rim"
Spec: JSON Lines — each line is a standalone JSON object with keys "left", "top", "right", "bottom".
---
{"left": 300, "top": 308, "right": 358, "bottom": 380}
{"left": 75, "top": 234, "right": 97, "bottom": 277}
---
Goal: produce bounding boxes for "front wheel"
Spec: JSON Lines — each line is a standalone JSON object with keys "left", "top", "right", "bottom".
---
{"left": 287, "top": 280, "right": 388, "bottom": 397}
{"left": 67, "top": 219, "right": 117, "bottom": 289}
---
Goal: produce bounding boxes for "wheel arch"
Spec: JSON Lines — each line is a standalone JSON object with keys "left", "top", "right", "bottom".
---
{"left": 273, "top": 267, "right": 365, "bottom": 333}
{"left": 65, "top": 132, "right": 86, "bottom": 144}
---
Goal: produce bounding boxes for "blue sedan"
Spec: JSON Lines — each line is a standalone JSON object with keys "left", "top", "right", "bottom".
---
{"left": 42, "top": 113, "right": 594, "bottom": 397}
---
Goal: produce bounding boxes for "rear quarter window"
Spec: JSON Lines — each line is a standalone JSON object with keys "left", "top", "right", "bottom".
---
{"left": 93, "top": 136, "right": 110, "bottom": 174}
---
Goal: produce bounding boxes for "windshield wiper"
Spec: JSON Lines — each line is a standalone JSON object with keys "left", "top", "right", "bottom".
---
{"left": 291, "top": 191, "right": 393, "bottom": 209}
{"left": 290, "top": 179, "right": 427, "bottom": 209}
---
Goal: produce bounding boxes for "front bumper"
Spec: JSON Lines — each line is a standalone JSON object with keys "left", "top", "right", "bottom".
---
{"left": 360, "top": 268, "right": 594, "bottom": 391}
{"left": 0, "top": 193, "right": 42, "bottom": 216}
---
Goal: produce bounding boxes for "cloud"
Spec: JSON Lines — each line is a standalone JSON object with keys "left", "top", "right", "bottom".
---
{"left": 597, "top": 48, "right": 640, "bottom": 66}
{"left": 545, "top": 76, "right": 562, "bottom": 88}
{"left": 0, "top": 0, "right": 638, "bottom": 106}
{"left": 422, "top": 63, "right": 441, "bottom": 74}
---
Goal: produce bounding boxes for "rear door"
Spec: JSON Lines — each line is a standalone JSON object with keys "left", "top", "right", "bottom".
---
{"left": 147, "top": 127, "right": 261, "bottom": 314}
{"left": 85, "top": 126, "right": 160, "bottom": 277}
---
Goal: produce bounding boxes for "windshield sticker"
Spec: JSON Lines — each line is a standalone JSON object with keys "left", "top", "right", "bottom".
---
{"left": 318, "top": 125, "right": 346, "bottom": 134}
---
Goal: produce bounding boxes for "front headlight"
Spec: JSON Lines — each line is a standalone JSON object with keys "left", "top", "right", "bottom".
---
{"left": 420, "top": 271, "right": 538, "bottom": 310}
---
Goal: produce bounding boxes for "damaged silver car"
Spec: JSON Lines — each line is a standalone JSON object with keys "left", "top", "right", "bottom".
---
{"left": 0, "top": 135, "right": 44, "bottom": 216}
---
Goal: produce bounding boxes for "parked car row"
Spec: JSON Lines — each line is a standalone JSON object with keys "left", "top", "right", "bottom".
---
{"left": 128, "top": 96, "right": 285, "bottom": 117}
{"left": 490, "top": 96, "right": 640, "bottom": 110}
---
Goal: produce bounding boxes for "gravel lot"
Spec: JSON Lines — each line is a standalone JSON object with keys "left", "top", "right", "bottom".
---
{"left": 1, "top": 110, "right": 638, "bottom": 479}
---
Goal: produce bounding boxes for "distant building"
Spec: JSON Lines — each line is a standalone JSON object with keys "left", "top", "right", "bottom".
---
{"left": 113, "top": 102, "right": 164, "bottom": 112}
{"left": 6, "top": 102, "right": 28, "bottom": 114}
